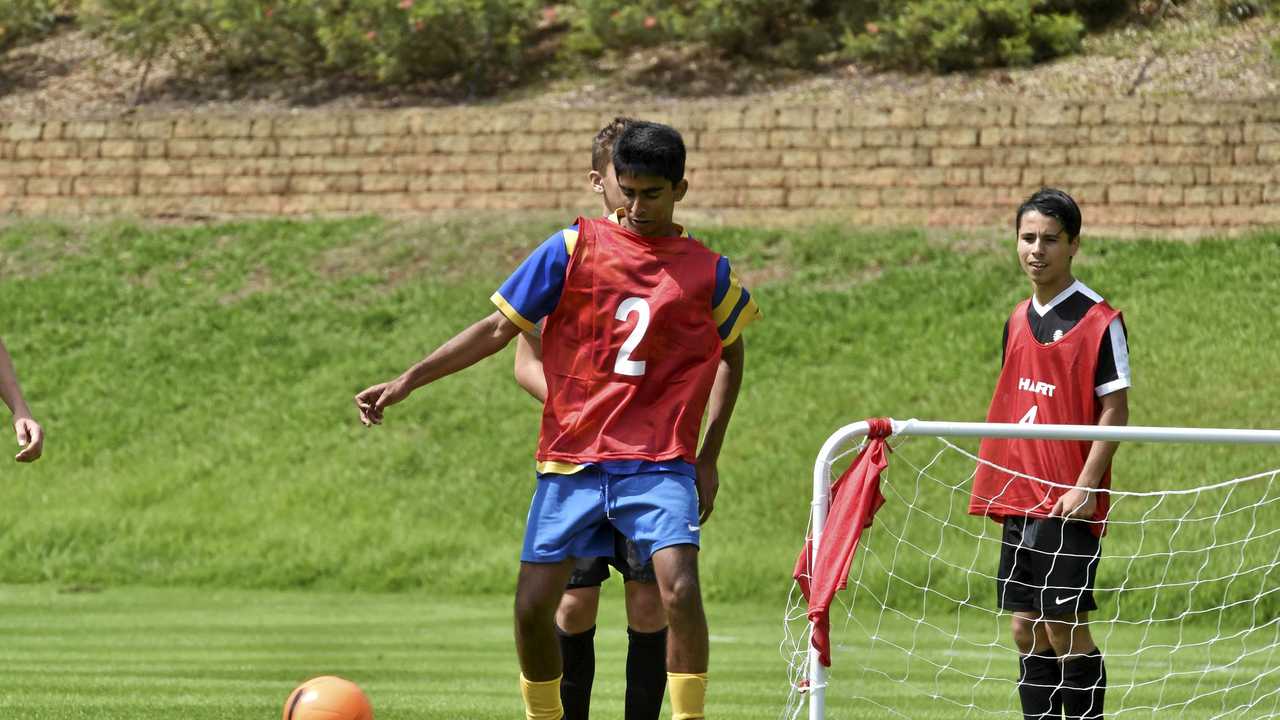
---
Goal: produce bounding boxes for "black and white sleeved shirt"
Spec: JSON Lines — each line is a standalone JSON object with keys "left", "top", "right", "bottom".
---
{"left": 1001, "top": 279, "right": 1131, "bottom": 397}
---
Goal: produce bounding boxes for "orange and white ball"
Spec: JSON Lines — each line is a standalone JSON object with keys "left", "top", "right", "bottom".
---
{"left": 283, "top": 676, "right": 373, "bottom": 720}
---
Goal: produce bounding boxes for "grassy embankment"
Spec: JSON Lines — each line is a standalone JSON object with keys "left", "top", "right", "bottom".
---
{"left": 2, "top": 217, "right": 1277, "bottom": 599}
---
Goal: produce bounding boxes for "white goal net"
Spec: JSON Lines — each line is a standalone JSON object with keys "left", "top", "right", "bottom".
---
{"left": 783, "top": 419, "right": 1280, "bottom": 720}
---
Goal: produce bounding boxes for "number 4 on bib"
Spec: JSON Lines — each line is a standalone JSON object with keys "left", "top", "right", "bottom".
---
{"left": 1018, "top": 405, "right": 1038, "bottom": 424}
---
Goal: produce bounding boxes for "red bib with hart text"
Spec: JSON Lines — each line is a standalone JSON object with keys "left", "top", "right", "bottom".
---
{"left": 536, "top": 216, "right": 723, "bottom": 465}
{"left": 970, "top": 299, "right": 1122, "bottom": 525}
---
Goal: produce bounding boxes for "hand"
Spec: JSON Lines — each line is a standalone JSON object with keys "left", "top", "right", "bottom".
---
{"left": 354, "top": 377, "right": 410, "bottom": 427}
{"left": 14, "top": 416, "right": 43, "bottom": 462}
{"left": 1049, "top": 486, "right": 1096, "bottom": 520}
{"left": 695, "top": 455, "right": 719, "bottom": 524}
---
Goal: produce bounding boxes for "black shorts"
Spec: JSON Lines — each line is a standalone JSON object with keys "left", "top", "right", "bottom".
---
{"left": 566, "top": 527, "right": 657, "bottom": 588}
{"left": 996, "top": 516, "right": 1100, "bottom": 616}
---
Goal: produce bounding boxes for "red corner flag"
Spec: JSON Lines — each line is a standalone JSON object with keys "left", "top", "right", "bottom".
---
{"left": 793, "top": 417, "right": 891, "bottom": 667}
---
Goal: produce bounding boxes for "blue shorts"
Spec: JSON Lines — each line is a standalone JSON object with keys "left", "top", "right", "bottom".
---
{"left": 522, "top": 467, "right": 701, "bottom": 565}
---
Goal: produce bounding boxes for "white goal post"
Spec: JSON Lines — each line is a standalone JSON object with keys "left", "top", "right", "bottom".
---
{"left": 792, "top": 418, "right": 1280, "bottom": 720}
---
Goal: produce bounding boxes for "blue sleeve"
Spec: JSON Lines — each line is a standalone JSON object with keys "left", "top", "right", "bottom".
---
{"left": 491, "top": 227, "right": 575, "bottom": 332}
{"left": 712, "top": 255, "right": 761, "bottom": 346}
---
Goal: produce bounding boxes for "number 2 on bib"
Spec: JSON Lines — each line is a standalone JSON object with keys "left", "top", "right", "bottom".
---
{"left": 613, "top": 297, "right": 651, "bottom": 376}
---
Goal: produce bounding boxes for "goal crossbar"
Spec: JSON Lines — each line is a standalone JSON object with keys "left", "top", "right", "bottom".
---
{"left": 802, "top": 418, "right": 1280, "bottom": 720}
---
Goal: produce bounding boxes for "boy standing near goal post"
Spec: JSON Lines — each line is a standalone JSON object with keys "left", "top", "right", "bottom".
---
{"left": 355, "top": 120, "right": 758, "bottom": 720}
{"left": 971, "top": 188, "right": 1131, "bottom": 720}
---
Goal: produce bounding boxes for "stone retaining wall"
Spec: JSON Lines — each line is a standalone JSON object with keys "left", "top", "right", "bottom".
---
{"left": 1, "top": 100, "right": 1278, "bottom": 232}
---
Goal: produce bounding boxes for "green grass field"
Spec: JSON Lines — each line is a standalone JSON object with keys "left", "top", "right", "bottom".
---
{"left": 3, "top": 583, "right": 1274, "bottom": 719}
{"left": 2, "top": 217, "right": 1279, "bottom": 717}
{"left": 0, "top": 584, "right": 788, "bottom": 719}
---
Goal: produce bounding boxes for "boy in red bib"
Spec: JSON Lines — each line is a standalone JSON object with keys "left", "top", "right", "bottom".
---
{"left": 355, "top": 121, "right": 757, "bottom": 720}
{"left": 971, "top": 188, "right": 1130, "bottom": 720}
{"left": 515, "top": 117, "right": 671, "bottom": 720}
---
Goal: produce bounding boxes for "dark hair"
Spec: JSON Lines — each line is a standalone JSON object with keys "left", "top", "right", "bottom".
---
{"left": 1015, "top": 187, "right": 1082, "bottom": 239}
{"left": 612, "top": 121, "right": 686, "bottom": 186}
{"left": 590, "top": 117, "right": 634, "bottom": 173}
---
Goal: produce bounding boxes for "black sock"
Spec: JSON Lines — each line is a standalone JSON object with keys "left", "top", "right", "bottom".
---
{"left": 1061, "top": 649, "right": 1106, "bottom": 720}
{"left": 624, "top": 626, "right": 668, "bottom": 720}
{"left": 1018, "top": 650, "right": 1062, "bottom": 719}
{"left": 558, "top": 625, "right": 596, "bottom": 720}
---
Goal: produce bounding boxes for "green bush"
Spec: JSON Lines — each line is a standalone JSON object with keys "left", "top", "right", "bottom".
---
{"left": 48, "top": 0, "right": 1252, "bottom": 89}
{"left": 82, "top": 1, "right": 330, "bottom": 79}
{"left": 317, "top": 0, "right": 541, "bottom": 87}
{"left": 845, "top": 0, "right": 1086, "bottom": 72}
{"left": 0, "top": 0, "right": 60, "bottom": 54}
{"left": 81, "top": 0, "right": 540, "bottom": 91}
{"left": 562, "top": 0, "right": 873, "bottom": 68}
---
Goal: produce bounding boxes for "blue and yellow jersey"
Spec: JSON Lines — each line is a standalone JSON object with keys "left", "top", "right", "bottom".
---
{"left": 492, "top": 220, "right": 761, "bottom": 348}
{"left": 492, "top": 216, "right": 761, "bottom": 477}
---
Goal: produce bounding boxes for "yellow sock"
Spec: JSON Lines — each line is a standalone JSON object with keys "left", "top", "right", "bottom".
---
{"left": 519, "top": 673, "right": 563, "bottom": 720}
{"left": 668, "top": 672, "right": 708, "bottom": 719}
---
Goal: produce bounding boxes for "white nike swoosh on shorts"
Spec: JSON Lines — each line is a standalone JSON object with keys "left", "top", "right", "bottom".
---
{"left": 688, "top": 524, "right": 701, "bottom": 532}
{"left": 1055, "top": 594, "right": 1079, "bottom": 605}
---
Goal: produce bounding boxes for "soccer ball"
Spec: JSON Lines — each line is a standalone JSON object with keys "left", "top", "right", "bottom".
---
{"left": 283, "top": 676, "right": 374, "bottom": 720}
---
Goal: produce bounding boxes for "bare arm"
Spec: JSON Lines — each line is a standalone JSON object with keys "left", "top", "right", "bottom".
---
{"left": 0, "top": 337, "right": 44, "bottom": 462}
{"left": 513, "top": 332, "right": 547, "bottom": 403}
{"left": 1050, "top": 389, "right": 1128, "bottom": 519}
{"left": 694, "top": 336, "right": 746, "bottom": 523}
{"left": 0, "top": 338, "right": 32, "bottom": 419}
{"left": 355, "top": 310, "right": 523, "bottom": 426}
